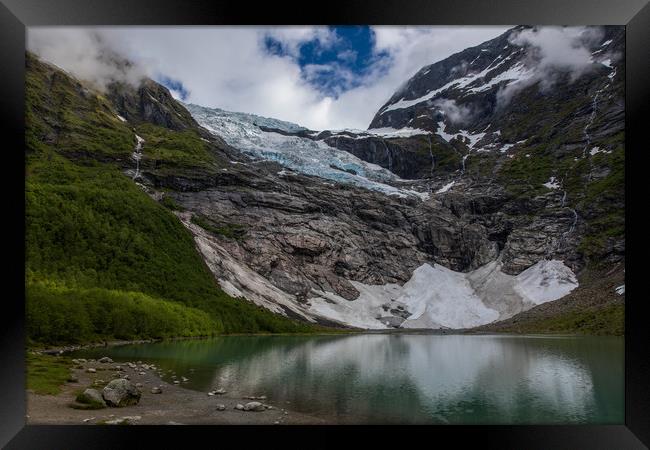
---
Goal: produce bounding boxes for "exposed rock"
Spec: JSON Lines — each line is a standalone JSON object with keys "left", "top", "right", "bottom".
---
{"left": 102, "top": 379, "right": 141, "bottom": 407}
{"left": 151, "top": 386, "right": 163, "bottom": 394}
{"left": 78, "top": 389, "right": 106, "bottom": 408}
{"left": 99, "top": 357, "right": 113, "bottom": 364}
{"left": 243, "top": 402, "right": 266, "bottom": 412}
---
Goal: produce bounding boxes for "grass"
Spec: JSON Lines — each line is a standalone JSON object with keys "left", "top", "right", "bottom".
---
{"left": 25, "top": 54, "right": 327, "bottom": 346}
{"left": 26, "top": 353, "right": 73, "bottom": 395}
{"left": 134, "top": 122, "right": 221, "bottom": 174}
{"left": 489, "top": 303, "right": 624, "bottom": 336}
{"left": 26, "top": 282, "right": 219, "bottom": 344}
{"left": 160, "top": 195, "right": 183, "bottom": 211}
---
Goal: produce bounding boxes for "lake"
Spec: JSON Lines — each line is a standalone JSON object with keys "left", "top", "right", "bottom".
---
{"left": 70, "top": 333, "right": 624, "bottom": 424}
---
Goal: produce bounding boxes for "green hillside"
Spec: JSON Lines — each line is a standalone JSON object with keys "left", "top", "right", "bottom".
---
{"left": 25, "top": 53, "right": 321, "bottom": 345}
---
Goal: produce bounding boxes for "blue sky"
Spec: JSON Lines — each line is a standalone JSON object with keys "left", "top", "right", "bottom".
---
{"left": 27, "top": 26, "right": 510, "bottom": 129}
{"left": 263, "top": 26, "right": 391, "bottom": 98}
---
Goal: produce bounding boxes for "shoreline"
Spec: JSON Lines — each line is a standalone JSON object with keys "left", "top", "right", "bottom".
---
{"left": 31, "top": 328, "right": 612, "bottom": 356}
{"left": 26, "top": 356, "right": 328, "bottom": 425}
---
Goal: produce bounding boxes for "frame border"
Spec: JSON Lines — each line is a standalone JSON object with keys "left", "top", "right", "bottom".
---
{"left": 1, "top": 0, "right": 648, "bottom": 447}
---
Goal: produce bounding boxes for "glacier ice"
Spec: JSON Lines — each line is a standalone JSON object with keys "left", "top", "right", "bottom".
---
{"left": 307, "top": 259, "right": 578, "bottom": 330}
{"left": 186, "top": 103, "right": 429, "bottom": 200}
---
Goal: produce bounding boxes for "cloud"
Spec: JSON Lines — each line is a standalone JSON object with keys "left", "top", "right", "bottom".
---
{"left": 337, "top": 49, "right": 358, "bottom": 64}
{"left": 27, "top": 27, "right": 148, "bottom": 91}
{"left": 27, "top": 26, "right": 510, "bottom": 130}
{"left": 497, "top": 26, "right": 604, "bottom": 106}
{"left": 432, "top": 99, "right": 473, "bottom": 125}
{"left": 263, "top": 27, "right": 340, "bottom": 58}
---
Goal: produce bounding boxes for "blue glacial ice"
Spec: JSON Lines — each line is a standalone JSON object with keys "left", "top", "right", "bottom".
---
{"left": 185, "top": 103, "right": 429, "bottom": 200}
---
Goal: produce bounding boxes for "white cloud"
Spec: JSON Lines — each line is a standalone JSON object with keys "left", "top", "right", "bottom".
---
{"left": 497, "top": 26, "right": 605, "bottom": 106}
{"left": 27, "top": 26, "right": 510, "bottom": 130}
{"left": 432, "top": 99, "right": 473, "bottom": 125}
{"left": 27, "top": 27, "right": 148, "bottom": 91}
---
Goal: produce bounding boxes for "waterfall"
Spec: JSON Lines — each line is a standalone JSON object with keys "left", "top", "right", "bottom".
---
{"left": 381, "top": 139, "right": 392, "bottom": 173}
{"left": 132, "top": 134, "right": 145, "bottom": 180}
{"left": 582, "top": 83, "right": 609, "bottom": 158}
{"left": 461, "top": 154, "right": 468, "bottom": 175}
{"left": 553, "top": 172, "right": 579, "bottom": 254}
{"left": 427, "top": 135, "right": 435, "bottom": 177}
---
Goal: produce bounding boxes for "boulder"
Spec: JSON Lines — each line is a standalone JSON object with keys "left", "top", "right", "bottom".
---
{"left": 243, "top": 401, "right": 266, "bottom": 412}
{"left": 216, "top": 404, "right": 226, "bottom": 411}
{"left": 77, "top": 388, "right": 106, "bottom": 408}
{"left": 151, "top": 386, "right": 163, "bottom": 394}
{"left": 99, "top": 357, "right": 113, "bottom": 364}
{"left": 102, "top": 379, "right": 141, "bottom": 407}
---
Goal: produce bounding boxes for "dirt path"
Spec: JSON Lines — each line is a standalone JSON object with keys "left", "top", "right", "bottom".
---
{"left": 27, "top": 359, "right": 327, "bottom": 425}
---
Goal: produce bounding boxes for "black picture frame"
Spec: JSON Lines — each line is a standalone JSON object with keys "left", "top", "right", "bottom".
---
{"left": 1, "top": 0, "right": 647, "bottom": 448}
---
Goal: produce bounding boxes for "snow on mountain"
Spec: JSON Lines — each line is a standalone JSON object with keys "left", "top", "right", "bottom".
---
{"left": 186, "top": 103, "right": 429, "bottom": 200}
{"left": 307, "top": 259, "right": 578, "bottom": 330}
{"left": 326, "top": 127, "right": 431, "bottom": 139}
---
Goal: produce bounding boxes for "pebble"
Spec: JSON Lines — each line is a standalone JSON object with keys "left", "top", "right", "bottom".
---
{"left": 216, "top": 404, "right": 226, "bottom": 411}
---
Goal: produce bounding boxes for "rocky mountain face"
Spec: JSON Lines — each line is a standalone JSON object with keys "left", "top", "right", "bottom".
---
{"left": 274, "top": 25, "right": 625, "bottom": 273}
{"left": 25, "top": 25, "right": 625, "bottom": 331}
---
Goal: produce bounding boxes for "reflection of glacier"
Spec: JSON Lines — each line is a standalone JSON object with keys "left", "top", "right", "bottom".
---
{"left": 199, "top": 335, "right": 607, "bottom": 424}
{"left": 185, "top": 103, "right": 428, "bottom": 200}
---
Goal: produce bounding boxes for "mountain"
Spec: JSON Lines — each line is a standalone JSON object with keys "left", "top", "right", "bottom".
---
{"left": 25, "top": 52, "right": 322, "bottom": 345}
{"left": 275, "top": 25, "right": 624, "bottom": 273}
{"left": 24, "top": 25, "right": 625, "bottom": 338}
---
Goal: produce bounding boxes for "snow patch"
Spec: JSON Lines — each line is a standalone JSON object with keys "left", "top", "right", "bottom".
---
{"left": 513, "top": 259, "right": 578, "bottom": 305}
{"left": 436, "top": 181, "right": 456, "bottom": 194}
{"left": 543, "top": 176, "right": 560, "bottom": 189}
{"left": 589, "top": 146, "right": 610, "bottom": 155}
{"left": 307, "top": 259, "right": 578, "bottom": 330}
{"left": 615, "top": 284, "right": 625, "bottom": 295}
{"left": 436, "top": 121, "right": 458, "bottom": 143}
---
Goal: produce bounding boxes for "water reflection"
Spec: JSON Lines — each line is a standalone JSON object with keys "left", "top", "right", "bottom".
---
{"left": 72, "top": 334, "right": 623, "bottom": 424}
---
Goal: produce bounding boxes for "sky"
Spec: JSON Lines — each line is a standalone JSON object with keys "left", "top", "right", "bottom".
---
{"left": 27, "top": 26, "right": 511, "bottom": 130}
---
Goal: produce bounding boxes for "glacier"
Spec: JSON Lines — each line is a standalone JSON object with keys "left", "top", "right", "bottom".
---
{"left": 307, "top": 259, "right": 578, "bottom": 330}
{"left": 186, "top": 103, "right": 429, "bottom": 200}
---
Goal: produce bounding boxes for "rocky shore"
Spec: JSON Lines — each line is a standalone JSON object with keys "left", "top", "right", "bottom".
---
{"left": 26, "top": 356, "right": 326, "bottom": 425}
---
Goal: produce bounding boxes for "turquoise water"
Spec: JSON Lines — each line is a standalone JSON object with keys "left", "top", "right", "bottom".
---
{"left": 70, "top": 334, "right": 624, "bottom": 424}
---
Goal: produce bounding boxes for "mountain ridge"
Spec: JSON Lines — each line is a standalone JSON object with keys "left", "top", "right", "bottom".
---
{"left": 24, "top": 25, "right": 625, "bottom": 337}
